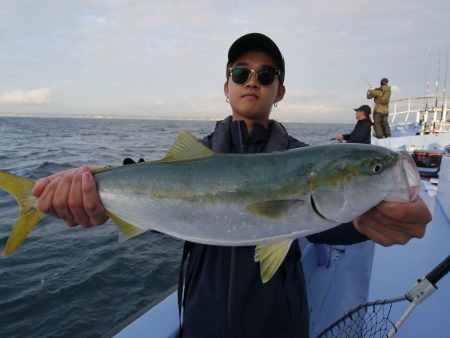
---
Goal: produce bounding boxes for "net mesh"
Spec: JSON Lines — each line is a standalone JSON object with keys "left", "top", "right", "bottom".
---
{"left": 317, "top": 298, "right": 403, "bottom": 338}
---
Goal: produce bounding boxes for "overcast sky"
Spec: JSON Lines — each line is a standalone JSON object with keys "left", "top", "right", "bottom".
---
{"left": 0, "top": 0, "right": 449, "bottom": 122}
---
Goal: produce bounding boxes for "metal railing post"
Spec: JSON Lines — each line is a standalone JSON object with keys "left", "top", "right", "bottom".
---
{"left": 405, "top": 99, "right": 411, "bottom": 123}
{"left": 391, "top": 102, "right": 397, "bottom": 124}
{"left": 389, "top": 96, "right": 449, "bottom": 134}
{"left": 444, "top": 97, "right": 448, "bottom": 121}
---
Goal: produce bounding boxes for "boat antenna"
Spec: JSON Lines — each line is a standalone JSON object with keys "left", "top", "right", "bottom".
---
{"left": 443, "top": 48, "right": 448, "bottom": 98}
{"left": 435, "top": 48, "right": 441, "bottom": 109}
{"left": 441, "top": 48, "right": 448, "bottom": 120}
{"left": 424, "top": 47, "right": 432, "bottom": 110}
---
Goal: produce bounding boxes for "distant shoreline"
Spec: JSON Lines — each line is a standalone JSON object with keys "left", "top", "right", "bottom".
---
{"left": 0, "top": 113, "right": 353, "bottom": 124}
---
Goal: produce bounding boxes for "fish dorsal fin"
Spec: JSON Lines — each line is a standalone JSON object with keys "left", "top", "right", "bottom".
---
{"left": 106, "top": 210, "right": 148, "bottom": 240}
{"left": 254, "top": 240, "right": 293, "bottom": 283}
{"left": 90, "top": 167, "right": 114, "bottom": 175}
{"left": 245, "top": 199, "right": 304, "bottom": 220}
{"left": 156, "top": 130, "right": 214, "bottom": 163}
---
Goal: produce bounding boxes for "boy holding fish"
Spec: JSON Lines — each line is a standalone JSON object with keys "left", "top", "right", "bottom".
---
{"left": 30, "top": 33, "right": 431, "bottom": 338}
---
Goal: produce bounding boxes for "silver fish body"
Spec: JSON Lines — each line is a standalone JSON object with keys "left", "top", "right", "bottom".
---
{"left": 94, "top": 132, "right": 420, "bottom": 246}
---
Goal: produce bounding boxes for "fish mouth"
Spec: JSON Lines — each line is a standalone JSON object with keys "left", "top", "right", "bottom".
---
{"left": 310, "top": 194, "right": 332, "bottom": 221}
{"left": 401, "top": 152, "right": 421, "bottom": 201}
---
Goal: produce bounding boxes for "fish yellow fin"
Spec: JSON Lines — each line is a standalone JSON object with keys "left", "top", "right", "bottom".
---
{"left": 155, "top": 130, "right": 214, "bottom": 163}
{"left": 105, "top": 210, "right": 147, "bottom": 240}
{"left": 255, "top": 240, "right": 293, "bottom": 283}
{"left": 245, "top": 200, "right": 304, "bottom": 220}
{"left": 0, "top": 170, "right": 44, "bottom": 256}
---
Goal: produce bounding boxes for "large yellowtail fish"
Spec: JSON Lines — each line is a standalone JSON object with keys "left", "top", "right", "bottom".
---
{"left": 0, "top": 131, "right": 420, "bottom": 282}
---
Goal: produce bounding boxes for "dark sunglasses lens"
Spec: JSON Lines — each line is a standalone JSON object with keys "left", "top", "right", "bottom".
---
{"left": 257, "top": 68, "right": 276, "bottom": 85}
{"left": 231, "top": 68, "right": 250, "bottom": 84}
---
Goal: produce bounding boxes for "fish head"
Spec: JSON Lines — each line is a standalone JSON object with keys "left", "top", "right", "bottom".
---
{"left": 309, "top": 145, "right": 420, "bottom": 223}
{"left": 382, "top": 151, "right": 421, "bottom": 201}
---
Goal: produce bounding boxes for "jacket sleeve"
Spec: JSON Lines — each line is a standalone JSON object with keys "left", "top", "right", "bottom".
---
{"left": 367, "top": 88, "right": 382, "bottom": 99}
{"left": 201, "top": 134, "right": 213, "bottom": 147}
{"left": 287, "top": 136, "right": 309, "bottom": 148}
{"left": 307, "top": 222, "right": 369, "bottom": 245}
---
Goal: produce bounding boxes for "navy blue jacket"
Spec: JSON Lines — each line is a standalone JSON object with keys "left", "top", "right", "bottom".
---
{"left": 181, "top": 117, "right": 368, "bottom": 338}
{"left": 342, "top": 118, "right": 373, "bottom": 144}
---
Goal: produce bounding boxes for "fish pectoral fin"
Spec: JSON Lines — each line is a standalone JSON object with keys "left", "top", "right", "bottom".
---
{"left": 106, "top": 210, "right": 147, "bottom": 240}
{"left": 0, "top": 170, "right": 43, "bottom": 256}
{"left": 245, "top": 199, "right": 304, "bottom": 219}
{"left": 254, "top": 240, "right": 293, "bottom": 283}
{"left": 155, "top": 130, "right": 214, "bottom": 163}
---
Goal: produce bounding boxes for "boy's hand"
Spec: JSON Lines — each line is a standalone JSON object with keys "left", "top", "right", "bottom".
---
{"left": 32, "top": 167, "right": 109, "bottom": 227}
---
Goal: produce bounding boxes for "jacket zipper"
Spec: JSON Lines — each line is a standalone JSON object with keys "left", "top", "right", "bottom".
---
{"left": 226, "top": 123, "right": 245, "bottom": 338}
{"left": 237, "top": 121, "right": 245, "bottom": 153}
{"left": 226, "top": 247, "right": 236, "bottom": 338}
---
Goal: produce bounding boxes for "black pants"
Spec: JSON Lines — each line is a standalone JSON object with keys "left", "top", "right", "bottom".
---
{"left": 373, "top": 112, "right": 390, "bottom": 138}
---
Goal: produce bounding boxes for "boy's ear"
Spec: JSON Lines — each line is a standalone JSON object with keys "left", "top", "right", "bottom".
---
{"left": 224, "top": 81, "right": 229, "bottom": 97}
{"left": 276, "top": 84, "right": 286, "bottom": 103}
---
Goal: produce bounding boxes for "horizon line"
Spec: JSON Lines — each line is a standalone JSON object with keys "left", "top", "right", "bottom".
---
{"left": 0, "top": 112, "right": 354, "bottom": 124}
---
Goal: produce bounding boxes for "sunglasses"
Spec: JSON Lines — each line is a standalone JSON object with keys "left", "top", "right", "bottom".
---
{"left": 228, "top": 66, "right": 281, "bottom": 86}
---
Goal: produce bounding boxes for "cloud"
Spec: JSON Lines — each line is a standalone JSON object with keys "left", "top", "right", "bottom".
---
{"left": 81, "top": 15, "right": 109, "bottom": 27}
{"left": 391, "top": 85, "right": 401, "bottom": 92}
{"left": 1, "top": 1, "right": 449, "bottom": 121}
{"left": 0, "top": 88, "right": 51, "bottom": 104}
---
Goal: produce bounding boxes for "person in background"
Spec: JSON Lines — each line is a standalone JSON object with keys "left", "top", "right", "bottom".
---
{"left": 31, "top": 34, "right": 431, "bottom": 338}
{"left": 367, "top": 77, "right": 391, "bottom": 138}
{"left": 336, "top": 104, "right": 373, "bottom": 144}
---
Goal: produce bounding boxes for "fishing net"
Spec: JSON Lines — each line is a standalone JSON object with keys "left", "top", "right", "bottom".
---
{"left": 317, "top": 254, "right": 450, "bottom": 337}
{"left": 317, "top": 297, "right": 405, "bottom": 338}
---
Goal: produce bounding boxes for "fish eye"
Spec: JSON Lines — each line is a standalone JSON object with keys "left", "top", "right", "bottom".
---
{"left": 371, "top": 162, "right": 384, "bottom": 174}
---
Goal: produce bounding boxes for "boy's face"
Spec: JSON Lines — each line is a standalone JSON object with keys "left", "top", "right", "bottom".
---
{"left": 224, "top": 51, "right": 285, "bottom": 122}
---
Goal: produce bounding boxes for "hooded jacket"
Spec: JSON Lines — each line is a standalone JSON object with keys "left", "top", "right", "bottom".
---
{"left": 343, "top": 118, "right": 373, "bottom": 144}
{"left": 367, "top": 84, "right": 391, "bottom": 113}
{"left": 181, "top": 116, "right": 368, "bottom": 338}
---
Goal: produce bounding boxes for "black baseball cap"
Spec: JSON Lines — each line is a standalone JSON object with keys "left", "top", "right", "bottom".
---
{"left": 354, "top": 105, "right": 371, "bottom": 116}
{"left": 227, "top": 33, "right": 285, "bottom": 77}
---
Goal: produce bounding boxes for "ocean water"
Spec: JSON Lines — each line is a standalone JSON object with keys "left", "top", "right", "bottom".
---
{"left": 0, "top": 117, "right": 352, "bottom": 338}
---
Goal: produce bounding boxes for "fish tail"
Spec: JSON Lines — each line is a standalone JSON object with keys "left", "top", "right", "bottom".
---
{"left": 0, "top": 170, "right": 44, "bottom": 255}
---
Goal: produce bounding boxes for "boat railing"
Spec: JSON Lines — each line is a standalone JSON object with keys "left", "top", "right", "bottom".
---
{"left": 389, "top": 96, "right": 450, "bottom": 134}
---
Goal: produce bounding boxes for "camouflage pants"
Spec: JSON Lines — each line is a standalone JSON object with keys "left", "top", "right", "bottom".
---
{"left": 373, "top": 112, "right": 390, "bottom": 138}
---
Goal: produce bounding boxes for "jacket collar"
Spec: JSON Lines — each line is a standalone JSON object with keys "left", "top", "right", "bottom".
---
{"left": 209, "top": 116, "right": 289, "bottom": 154}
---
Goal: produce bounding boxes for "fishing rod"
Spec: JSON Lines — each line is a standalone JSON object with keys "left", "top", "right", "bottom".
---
{"left": 441, "top": 49, "right": 449, "bottom": 119}
{"left": 443, "top": 49, "right": 449, "bottom": 97}
{"left": 360, "top": 76, "right": 372, "bottom": 89}
{"left": 435, "top": 49, "right": 441, "bottom": 109}
{"left": 317, "top": 254, "right": 450, "bottom": 338}
{"left": 424, "top": 47, "right": 432, "bottom": 110}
